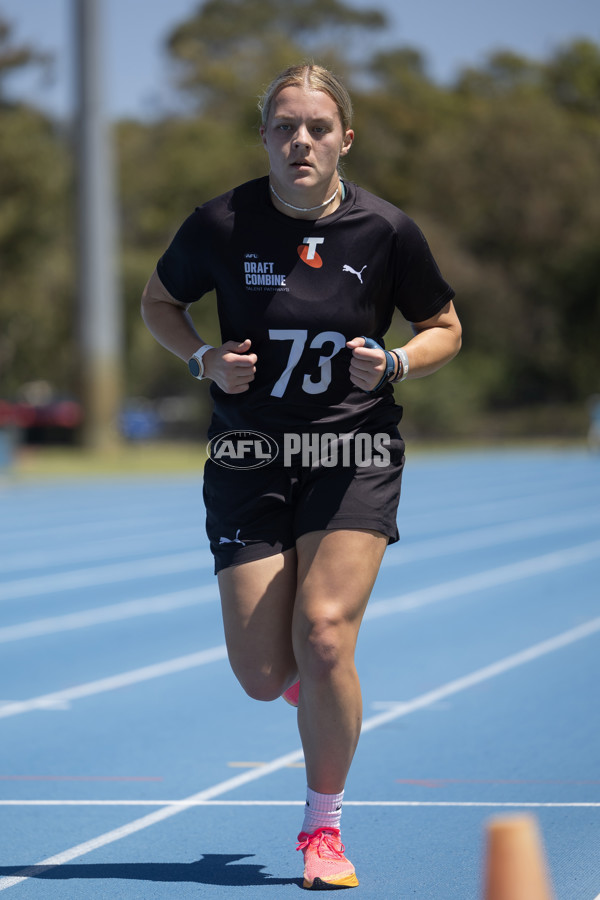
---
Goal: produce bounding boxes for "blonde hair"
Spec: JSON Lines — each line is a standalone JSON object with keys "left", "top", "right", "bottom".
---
{"left": 259, "top": 64, "right": 353, "bottom": 133}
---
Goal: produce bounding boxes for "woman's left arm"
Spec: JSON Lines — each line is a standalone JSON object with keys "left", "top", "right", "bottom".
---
{"left": 400, "top": 299, "right": 462, "bottom": 379}
{"left": 347, "top": 300, "right": 461, "bottom": 391}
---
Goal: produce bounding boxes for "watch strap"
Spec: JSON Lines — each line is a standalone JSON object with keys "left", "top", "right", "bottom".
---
{"left": 188, "top": 344, "right": 214, "bottom": 380}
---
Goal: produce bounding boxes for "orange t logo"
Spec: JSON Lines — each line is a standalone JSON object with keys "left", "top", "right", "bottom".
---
{"left": 298, "top": 236, "right": 324, "bottom": 268}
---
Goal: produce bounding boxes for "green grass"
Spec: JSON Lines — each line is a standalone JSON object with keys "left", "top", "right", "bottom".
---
{"left": 10, "top": 441, "right": 207, "bottom": 480}
{"left": 5, "top": 436, "right": 586, "bottom": 482}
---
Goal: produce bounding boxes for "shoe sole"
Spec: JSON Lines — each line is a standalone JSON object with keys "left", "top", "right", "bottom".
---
{"left": 303, "top": 873, "right": 359, "bottom": 889}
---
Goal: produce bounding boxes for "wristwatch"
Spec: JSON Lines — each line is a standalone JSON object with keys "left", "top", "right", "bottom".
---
{"left": 188, "top": 344, "right": 214, "bottom": 380}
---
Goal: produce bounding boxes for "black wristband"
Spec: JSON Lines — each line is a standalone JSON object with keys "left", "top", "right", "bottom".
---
{"left": 361, "top": 337, "right": 396, "bottom": 392}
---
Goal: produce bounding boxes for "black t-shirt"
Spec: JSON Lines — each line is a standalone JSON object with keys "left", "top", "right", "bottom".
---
{"left": 157, "top": 176, "right": 454, "bottom": 441}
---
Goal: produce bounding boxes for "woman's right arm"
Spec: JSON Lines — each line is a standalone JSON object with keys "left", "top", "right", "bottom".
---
{"left": 141, "top": 268, "right": 207, "bottom": 362}
{"left": 140, "top": 269, "right": 257, "bottom": 393}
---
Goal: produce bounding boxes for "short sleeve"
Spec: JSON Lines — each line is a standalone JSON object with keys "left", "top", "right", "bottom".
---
{"left": 156, "top": 210, "right": 215, "bottom": 303}
{"left": 393, "top": 218, "right": 455, "bottom": 323}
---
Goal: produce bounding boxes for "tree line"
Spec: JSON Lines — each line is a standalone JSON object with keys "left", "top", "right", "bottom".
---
{"left": 1, "top": 1, "right": 599, "bottom": 441}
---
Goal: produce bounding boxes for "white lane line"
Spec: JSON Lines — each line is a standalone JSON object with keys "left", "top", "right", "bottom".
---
{"left": 3, "top": 500, "right": 599, "bottom": 603}
{"left": 0, "top": 749, "right": 306, "bottom": 890}
{"left": 0, "top": 800, "right": 598, "bottom": 808}
{"left": 380, "top": 508, "right": 600, "bottom": 567}
{"left": 366, "top": 539, "right": 600, "bottom": 619}
{"left": 0, "top": 614, "right": 599, "bottom": 891}
{"left": 0, "top": 551, "right": 213, "bottom": 603}
{"left": 0, "top": 528, "right": 201, "bottom": 574}
{"left": 0, "top": 646, "right": 228, "bottom": 719}
{"left": 0, "top": 514, "right": 180, "bottom": 545}
{"left": 2, "top": 540, "right": 599, "bottom": 708}
{"left": 3, "top": 537, "right": 600, "bottom": 646}
{"left": 2, "top": 503, "right": 597, "bottom": 577}
{"left": 359, "top": 616, "right": 600, "bottom": 734}
{"left": 400, "top": 483, "right": 600, "bottom": 533}
{"left": 0, "top": 586, "right": 219, "bottom": 644}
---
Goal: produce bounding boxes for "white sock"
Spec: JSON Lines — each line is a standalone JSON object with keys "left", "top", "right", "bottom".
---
{"left": 301, "top": 787, "right": 344, "bottom": 834}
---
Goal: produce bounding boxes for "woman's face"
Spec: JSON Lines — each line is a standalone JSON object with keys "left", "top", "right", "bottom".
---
{"left": 260, "top": 85, "right": 353, "bottom": 204}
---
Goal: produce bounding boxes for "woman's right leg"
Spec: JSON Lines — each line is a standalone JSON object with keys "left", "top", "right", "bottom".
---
{"left": 217, "top": 549, "right": 298, "bottom": 701}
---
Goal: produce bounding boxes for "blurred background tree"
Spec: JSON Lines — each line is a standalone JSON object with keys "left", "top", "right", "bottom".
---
{"left": 1, "top": 2, "right": 598, "bottom": 443}
{"left": 0, "top": 18, "right": 74, "bottom": 400}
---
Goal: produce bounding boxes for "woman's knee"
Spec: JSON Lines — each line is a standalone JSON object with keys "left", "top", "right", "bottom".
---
{"left": 231, "top": 660, "right": 294, "bottom": 702}
{"left": 293, "top": 609, "right": 353, "bottom": 679}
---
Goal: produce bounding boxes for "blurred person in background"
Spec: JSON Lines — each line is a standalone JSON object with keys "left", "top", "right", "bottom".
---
{"left": 588, "top": 394, "right": 600, "bottom": 453}
{"left": 142, "top": 62, "right": 461, "bottom": 889}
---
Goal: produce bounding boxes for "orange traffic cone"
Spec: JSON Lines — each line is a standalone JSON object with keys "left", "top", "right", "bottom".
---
{"left": 483, "top": 814, "right": 555, "bottom": 900}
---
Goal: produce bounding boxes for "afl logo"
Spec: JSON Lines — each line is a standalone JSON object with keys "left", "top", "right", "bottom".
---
{"left": 208, "top": 430, "right": 279, "bottom": 469}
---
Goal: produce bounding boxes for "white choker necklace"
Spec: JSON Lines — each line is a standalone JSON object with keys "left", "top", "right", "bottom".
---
{"left": 269, "top": 182, "right": 339, "bottom": 213}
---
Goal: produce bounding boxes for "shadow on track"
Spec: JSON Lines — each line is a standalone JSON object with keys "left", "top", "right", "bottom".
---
{"left": 0, "top": 854, "right": 303, "bottom": 888}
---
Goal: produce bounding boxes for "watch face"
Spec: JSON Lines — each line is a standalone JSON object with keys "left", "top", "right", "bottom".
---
{"left": 188, "top": 357, "right": 201, "bottom": 378}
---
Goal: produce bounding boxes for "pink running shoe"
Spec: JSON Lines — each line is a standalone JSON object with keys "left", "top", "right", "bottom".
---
{"left": 282, "top": 680, "right": 300, "bottom": 707}
{"left": 297, "top": 827, "right": 359, "bottom": 889}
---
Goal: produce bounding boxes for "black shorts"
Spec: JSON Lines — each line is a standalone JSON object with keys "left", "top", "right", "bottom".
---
{"left": 203, "top": 430, "right": 405, "bottom": 573}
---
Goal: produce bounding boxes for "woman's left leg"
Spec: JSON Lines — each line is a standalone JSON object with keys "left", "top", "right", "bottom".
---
{"left": 292, "top": 528, "right": 388, "bottom": 794}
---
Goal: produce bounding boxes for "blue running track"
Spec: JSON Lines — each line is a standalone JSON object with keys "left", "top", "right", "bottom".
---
{"left": 0, "top": 448, "right": 599, "bottom": 898}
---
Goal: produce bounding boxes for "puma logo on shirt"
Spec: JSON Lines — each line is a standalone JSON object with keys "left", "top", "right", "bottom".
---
{"left": 342, "top": 264, "right": 367, "bottom": 284}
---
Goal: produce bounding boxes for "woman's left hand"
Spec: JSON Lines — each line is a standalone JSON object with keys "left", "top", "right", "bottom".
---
{"left": 346, "top": 337, "right": 388, "bottom": 392}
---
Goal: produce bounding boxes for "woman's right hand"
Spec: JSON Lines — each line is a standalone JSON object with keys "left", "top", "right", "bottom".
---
{"left": 203, "top": 339, "right": 257, "bottom": 393}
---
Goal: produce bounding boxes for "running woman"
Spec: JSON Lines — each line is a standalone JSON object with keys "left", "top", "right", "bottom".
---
{"left": 141, "top": 63, "right": 462, "bottom": 890}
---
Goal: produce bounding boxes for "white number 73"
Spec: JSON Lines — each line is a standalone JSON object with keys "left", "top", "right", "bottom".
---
{"left": 269, "top": 329, "right": 347, "bottom": 398}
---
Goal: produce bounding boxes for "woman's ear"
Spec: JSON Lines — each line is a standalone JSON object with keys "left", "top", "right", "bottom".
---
{"left": 340, "top": 129, "right": 354, "bottom": 157}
